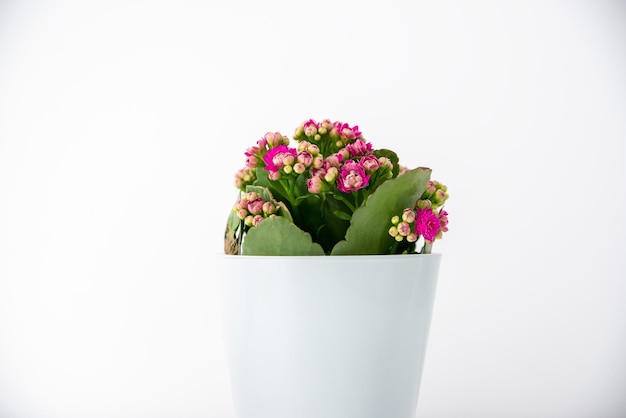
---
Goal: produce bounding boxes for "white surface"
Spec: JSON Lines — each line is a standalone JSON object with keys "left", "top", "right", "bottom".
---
{"left": 0, "top": 1, "right": 625, "bottom": 417}
{"left": 218, "top": 255, "right": 440, "bottom": 418}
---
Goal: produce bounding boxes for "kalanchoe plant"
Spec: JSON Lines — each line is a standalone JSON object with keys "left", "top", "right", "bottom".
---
{"left": 224, "top": 119, "right": 449, "bottom": 256}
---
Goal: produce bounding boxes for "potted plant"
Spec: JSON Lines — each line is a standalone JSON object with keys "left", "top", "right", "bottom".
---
{"left": 218, "top": 118, "right": 449, "bottom": 418}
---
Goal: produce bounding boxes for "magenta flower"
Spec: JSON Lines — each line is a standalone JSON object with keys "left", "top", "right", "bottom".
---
{"left": 346, "top": 139, "right": 372, "bottom": 157}
{"left": 263, "top": 145, "right": 297, "bottom": 173}
{"left": 337, "top": 160, "right": 370, "bottom": 193}
{"left": 335, "top": 122, "right": 362, "bottom": 141}
{"left": 415, "top": 208, "right": 441, "bottom": 242}
{"left": 359, "top": 155, "right": 380, "bottom": 173}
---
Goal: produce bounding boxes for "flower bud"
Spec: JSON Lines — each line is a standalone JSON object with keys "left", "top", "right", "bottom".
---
{"left": 313, "top": 156, "right": 324, "bottom": 169}
{"left": 297, "top": 141, "right": 311, "bottom": 152}
{"left": 307, "top": 144, "right": 320, "bottom": 155}
{"left": 244, "top": 215, "right": 254, "bottom": 227}
{"left": 269, "top": 171, "right": 281, "bottom": 181}
{"left": 304, "top": 124, "right": 317, "bottom": 137}
{"left": 245, "top": 192, "right": 260, "bottom": 201}
{"left": 265, "top": 132, "right": 289, "bottom": 148}
{"left": 237, "top": 209, "right": 248, "bottom": 220}
{"left": 297, "top": 151, "right": 313, "bottom": 167}
{"left": 283, "top": 155, "right": 295, "bottom": 166}
{"left": 397, "top": 221, "right": 411, "bottom": 236}
{"left": 407, "top": 233, "right": 418, "bottom": 243}
{"left": 416, "top": 199, "right": 432, "bottom": 209}
{"left": 391, "top": 215, "right": 400, "bottom": 225}
{"left": 425, "top": 180, "right": 436, "bottom": 196}
{"left": 395, "top": 234, "right": 404, "bottom": 242}
{"left": 402, "top": 209, "right": 416, "bottom": 223}
{"left": 324, "top": 167, "right": 339, "bottom": 183}
{"left": 388, "top": 226, "right": 398, "bottom": 237}
{"left": 252, "top": 215, "right": 264, "bottom": 227}
{"left": 294, "top": 162, "right": 306, "bottom": 174}
{"left": 307, "top": 176, "right": 324, "bottom": 194}
{"left": 247, "top": 198, "right": 264, "bottom": 215}
{"left": 262, "top": 201, "right": 276, "bottom": 215}
{"left": 283, "top": 164, "right": 293, "bottom": 174}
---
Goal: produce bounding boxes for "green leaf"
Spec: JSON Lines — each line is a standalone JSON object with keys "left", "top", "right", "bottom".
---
{"left": 330, "top": 167, "right": 432, "bottom": 255}
{"left": 242, "top": 216, "right": 325, "bottom": 256}
{"left": 332, "top": 210, "right": 352, "bottom": 221}
{"left": 224, "top": 195, "right": 243, "bottom": 255}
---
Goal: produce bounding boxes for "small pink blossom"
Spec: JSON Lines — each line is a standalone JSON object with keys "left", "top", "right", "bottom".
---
{"left": 303, "top": 119, "right": 319, "bottom": 137}
{"left": 346, "top": 139, "right": 372, "bottom": 157}
{"left": 415, "top": 208, "right": 440, "bottom": 242}
{"left": 247, "top": 198, "right": 264, "bottom": 215}
{"left": 335, "top": 122, "right": 362, "bottom": 141}
{"left": 263, "top": 145, "right": 297, "bottom": 173}
{"left": 297, "top": 151, "right": 313, "bottom": 167}
{"left": 359, "top": 155, "right": 380, "bottom": 173}
{"left": 324, "top": 153, "right": 343, "bottom": 169}
{"left": 337, "top": 160, "right": 370, "bottom": 193}
{"left": 438, "top": 209, "right": 449, "bottom": 233}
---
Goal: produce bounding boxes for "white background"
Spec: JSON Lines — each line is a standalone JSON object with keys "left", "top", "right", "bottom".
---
{"left": 1, "top": 1, "right": 625, "bottom": 417}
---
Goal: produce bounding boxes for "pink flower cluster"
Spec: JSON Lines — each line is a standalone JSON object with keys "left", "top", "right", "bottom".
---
{"left": 236, "top": 120, "right": 393, "bottom": 197}
{"left": 241, "top": 132, "right": 323, "bottom": 183}
{"left": 294, "top": 119, "right": 363, "bottom": 148}
{"left": 303, "top": 138, "right": 392, "bottom": 194}
{"left": 389, "top": 180, "right": 450, "bottom": 246}
{"left": 233, "top": 191, "right": 277, "bottom": 228}
{"left": 389, "top": 207, "right": 449, "bottom": 243}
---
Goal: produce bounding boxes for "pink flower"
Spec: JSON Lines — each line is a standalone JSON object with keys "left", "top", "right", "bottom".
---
{"left": 438, "top": 209, "right": 449, "bottom": 233}
{"left": 245, "top": 140, "right": 267, "bottom": 168}
{"left": 307, "top": 175, "right": 324, "bottom": 194}
{"left": 337, "top": 160, "right": 370, "bottom": 193}
{"left": 303, "top": 119, "right": 319, "bottom": 137}
{"left": 324, "top": 153, "right": 343, "bottom": 169}
{"left": 247, "top": 198, "right": 264, "bottom": 215}
{"left": 415, "top": 208, "right": 440, "bottom": 242}
{"left": 263, "top": 145, "right": 297, "bottom": 173}
{"left": 346, "top": 139, "right": 372, "bottom": 157}
{"left": 359, "top": 155, "right": 380, "bottom": 173}
{"left": 335, "top": 122, "right": 362, "bottom": 141}
{"left": 297, "top": 150, "right": 313, "bottom": 167}
{"left": 264, "top": 132, "right": 288, "bottom": 148}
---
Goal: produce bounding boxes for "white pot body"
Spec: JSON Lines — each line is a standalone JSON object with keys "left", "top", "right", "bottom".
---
{"left": 217, "top": 254, "right": 441, "bottom": 418}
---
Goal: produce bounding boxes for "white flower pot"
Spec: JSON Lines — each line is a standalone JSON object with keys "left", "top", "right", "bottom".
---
{"left": 217, "top": 254, "right": 441, "bottom": 418}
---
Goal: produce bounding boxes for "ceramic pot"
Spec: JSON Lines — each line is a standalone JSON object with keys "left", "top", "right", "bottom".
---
{"left": 217, "top": 254, "right": 441, "bottom": 418}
